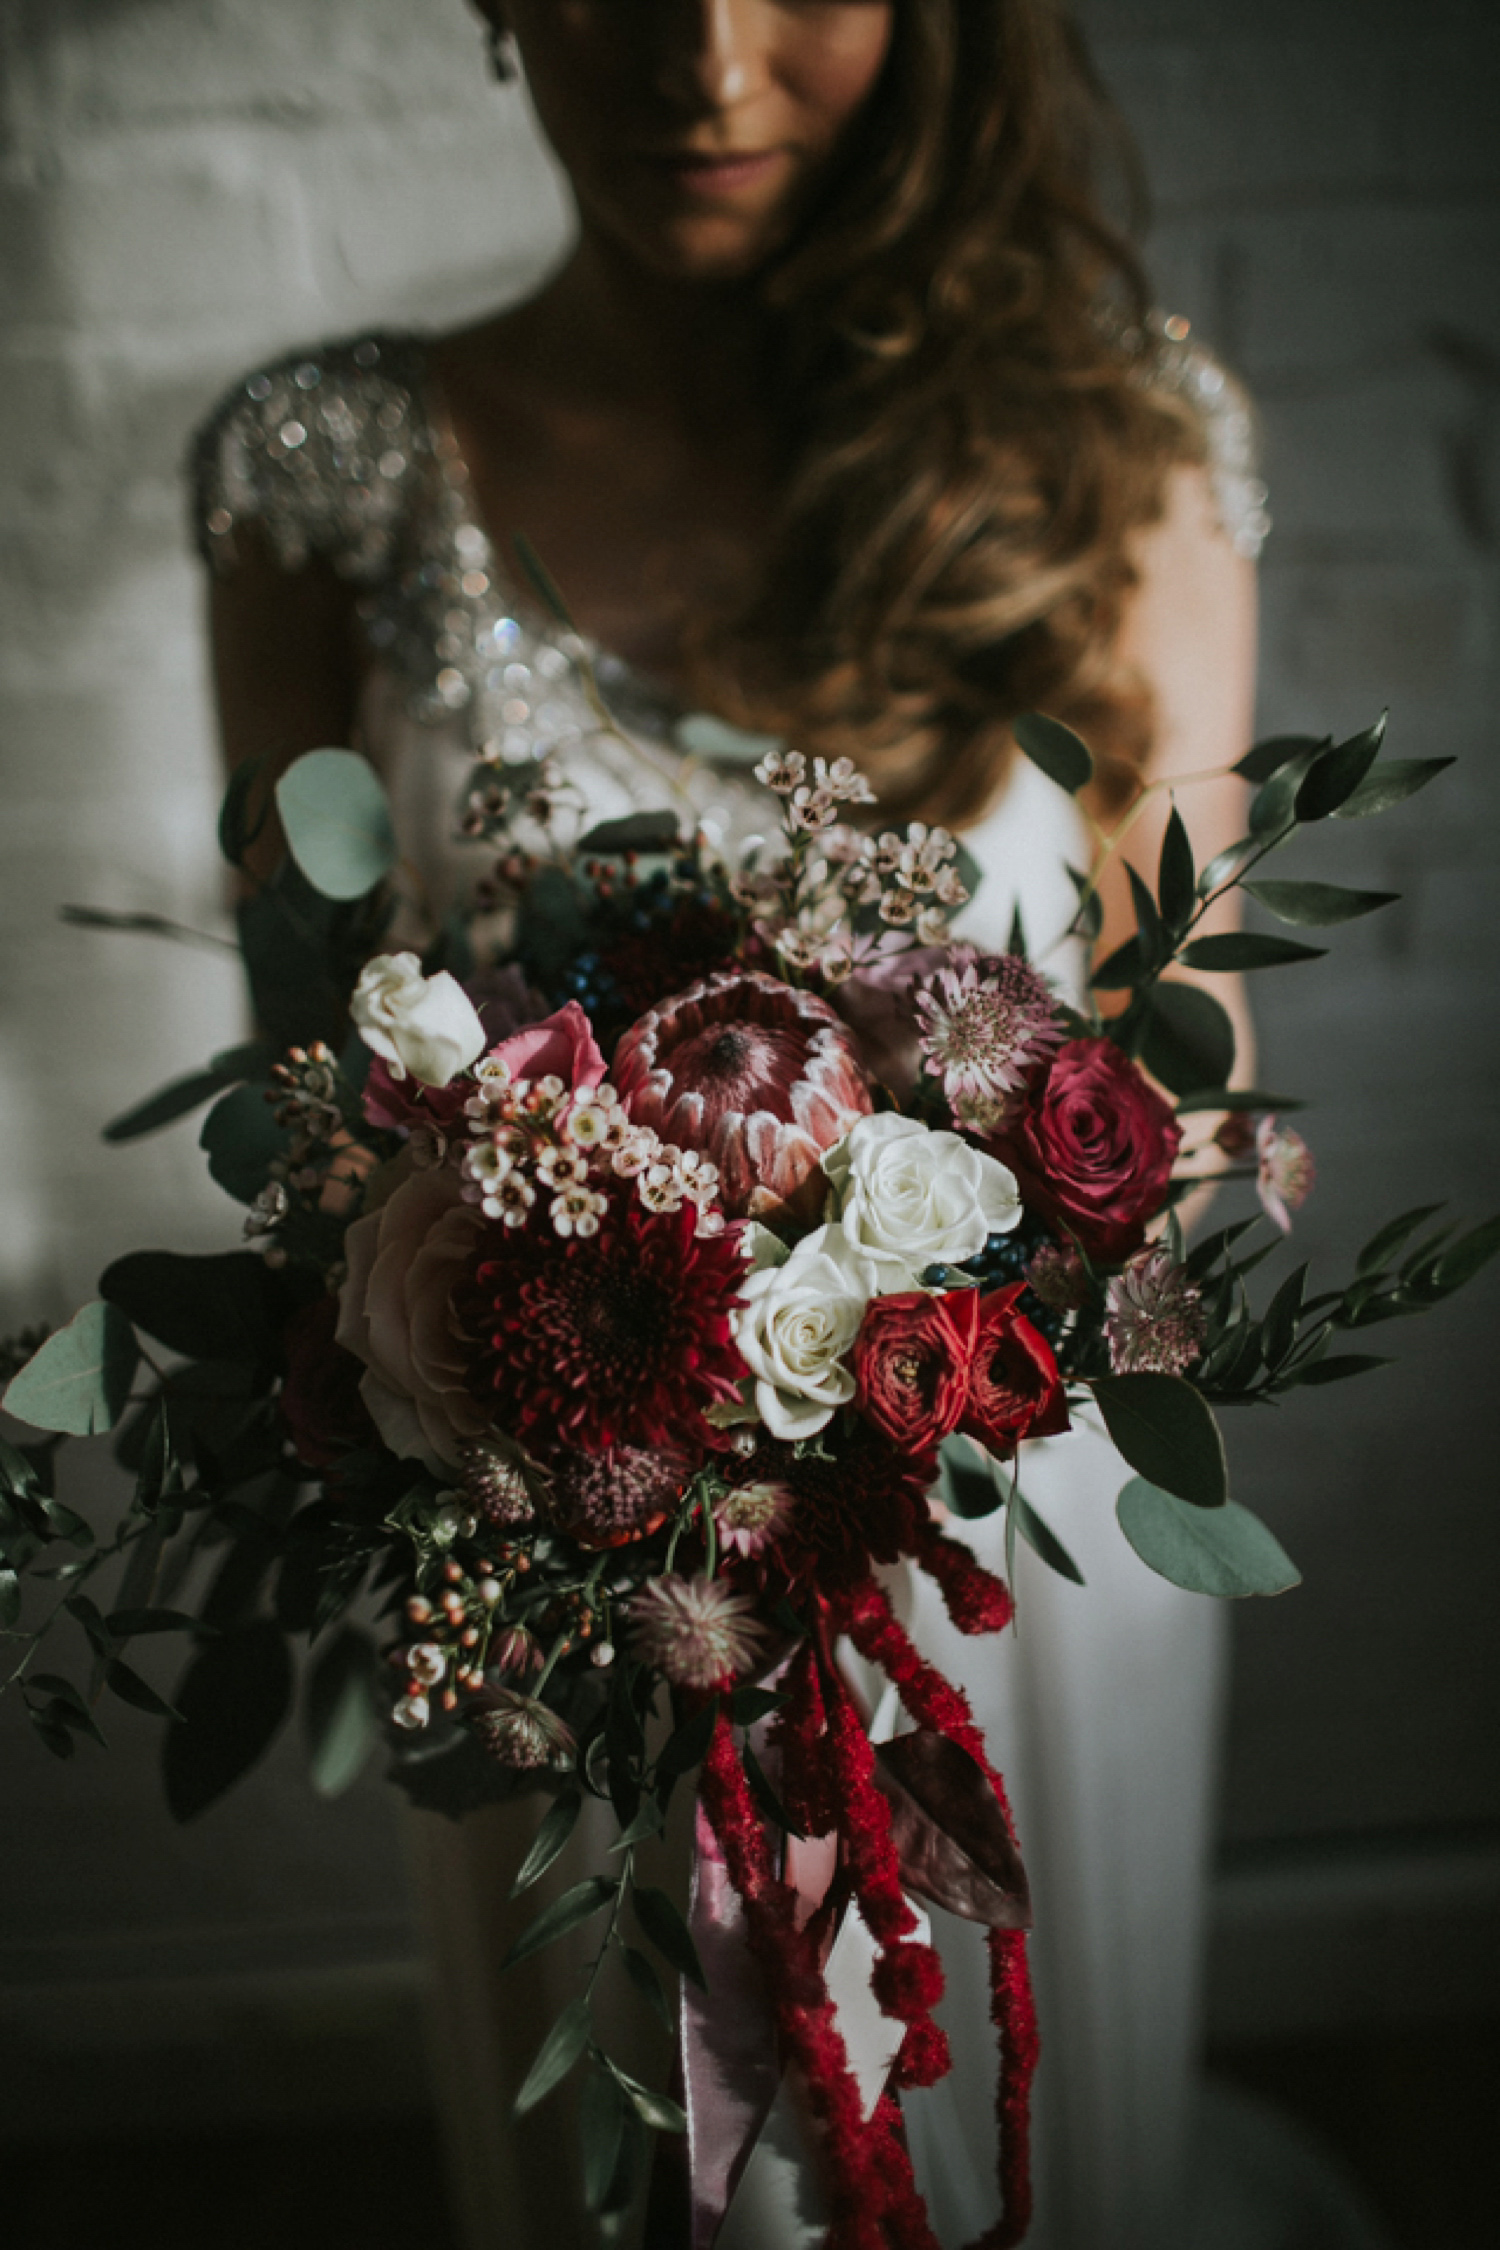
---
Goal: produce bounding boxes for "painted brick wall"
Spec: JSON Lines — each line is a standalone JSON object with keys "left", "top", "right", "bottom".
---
{"left": 0, "top": 0, "right": 1496, "bottom": 2091}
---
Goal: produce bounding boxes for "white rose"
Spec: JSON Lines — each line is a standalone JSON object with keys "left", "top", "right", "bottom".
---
{"left": 351, "top": 952, "right": 485, "bottom": 1087}
{"left": 732, "top": 1222, "right": 877, "bottom": 1440}
{"left": 822, "top": 1111, "right": 1020, "bottom": 1289}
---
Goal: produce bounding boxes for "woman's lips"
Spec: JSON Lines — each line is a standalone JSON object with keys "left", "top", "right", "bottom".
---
{"left": 636, "top": 148, "right": 787, "bottom": 197}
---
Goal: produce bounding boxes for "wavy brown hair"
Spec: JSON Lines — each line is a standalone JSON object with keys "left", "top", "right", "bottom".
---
{"left": 691, "top": 0, "right": 1202, "bottom": 826}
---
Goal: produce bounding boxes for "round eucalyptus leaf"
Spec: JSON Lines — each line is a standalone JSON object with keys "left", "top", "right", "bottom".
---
{"left": 274, "top": 749, "right": 396, "bottom": 900}
{"left": 1116, "top": 1479, "right": 1301, "bottom": 1598}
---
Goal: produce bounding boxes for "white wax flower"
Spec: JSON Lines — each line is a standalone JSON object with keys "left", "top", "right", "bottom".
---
{"left": 732, "top": 1222, "right": 877, "bottom": 1440}
{"left": 822, "top": 1111, "right": 1020, "bottom": 1289}
{"left": 350, "top": 951, "right": 485, "bottom": 1087}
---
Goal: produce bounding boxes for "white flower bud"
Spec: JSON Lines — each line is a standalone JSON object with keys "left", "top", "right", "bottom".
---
{"left": 408, "top": 1642, "right": 446, "bottom": 1686}
{"left": 350, "top": 952, "right": 485, "bottom": 1088}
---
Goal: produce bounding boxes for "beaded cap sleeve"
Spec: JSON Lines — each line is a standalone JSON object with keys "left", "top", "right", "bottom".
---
{"left": 1134, "top": 312, "right": 1270, "bottom": 561}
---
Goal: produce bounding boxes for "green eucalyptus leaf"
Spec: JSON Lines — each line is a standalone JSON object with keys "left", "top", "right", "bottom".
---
{"left": 501, "top": 1876, "right": 617, "bottom": 1970}
{"left": 1260, "top": 1263, "right": 1308, "bottom": 1372}
{"left": 1013, "top": 1493, "right": 1084, "bottom": 1585}
{"left": 1179, "top": 933, "right": 1326, "bottom": 972}
{"left": 606, "top": 2060, "right": 688, "bottom": 2136}
{"left": 162, "top": 1620, "right": 293, "bottom": 1821}
{"left": 576, "top": 810, "right": 684, "bottom": 856}
{"left": 101, "top": 1250, "right": 287, "bottom": 1362}
{"left": 620, "top": 1945, "right": 674, "bottom": 2033}
{"left": 656, "top": 1696, "right": 719, "bottom": 1780}
{"left": 1284, "top": 1354, "right": 1391, "bottom": 1386}
{"left": 1356, "top": 1205, "right": 1445, "bottom": 1277}
{"left": 3, "top": 1302, "right": 138, "bottom": 1436}
{"left": 1157, "top": 805, "right": 1196, "bottom": 933}
{"left": 201, "top": 1084, "right": 291, "bottom": 1205}
{"left": 1331, "top": 757, "right": 1456, "bottom": 820}
{"left": 1173, "top": 1088, "right": 1301, "bottom": 1115}
{"left": 105, "top": 1607, "right": 205, "bottom": 1638}
{"left": 1090, "top": 1375, "right": 1228, "bottom": 1508}
{"left": 103, "top": 1068, "right": 243, "bottom": 1145}
{"left": 1128, "top": 864, "right": 1168, "bottom": 969}
{"left": 1232, "top": 734, "right": 1327, "bottom": 785}
{"left": 1090, "top": 936, "right": 1145, "bottom": 991}
{"left": 514, "top": 1997, "right": 591, "bottom": 2117}
{"left": 1013, "top": 713, "right": 1094, "bottom": 794}
{"left": 579, "top": 2063, "right": 633, "bottom": 2214}
{"left": 1433, "top": 1215, "right": 1500, "bottom": 1294}
{"left": 633, "top": 1882, "right": 707, "bottom": 1990}
{"left": 1065, "top": 863, "right": 1104, "bottom": 944}
{"left": 274, "top": 749, "right": 397, "bottom": 901}
{"left": 1241, "top": 880, "right": 1398, "bottom": 927}
{"left": 219, "top": 755, "right": 272, "bottom": 868}
{"left": 1197, "top": 836, "right": 1261, "bottom": 898}
{"left": 1116, "top": 1480, "right": 1300, "bottom": 1597}
{"left": 105, "top": 1657, "right": 183, "bottom": 1722}
{"left": 673, "top": 713, "right": 782, "bottom": 767}
{"left": 1294, "top": 718, "right": 1387, "bottom": 820}
{"left": 940, "top": 1438, "right": 1002, "bottom": 1519}
{"left": 743, "top": 1737, "right": 805, "bottom": 1838}
{"left": 728, "top": 1685, "right": 791, "bottom": 1727}
{"left": 303, "top": 1625, "right": 379, "bottom": 1798}
{"left": 1138, "top": 982, "right": 1236, "bottom": 1097}
{"left": 0, "top": 1567, "right": 21, "bottom": 1629}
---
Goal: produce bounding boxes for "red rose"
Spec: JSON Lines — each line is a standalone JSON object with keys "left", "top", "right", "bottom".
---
{"left": 961, "top": 1284, "right": 1069, "bottom": 1458}
{"left": 853, "top": 1289, "right": 980, "bottom": 1455}
{"left": 280, "top": 1295, "right": 377, "bottom": 1469}
{"left": 995, "top": 1036, "right": 1180, "bottom": 1262}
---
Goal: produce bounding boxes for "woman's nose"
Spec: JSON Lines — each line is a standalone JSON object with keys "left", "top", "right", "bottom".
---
{"left": 651, "top": 0, "right": 758, "bottom": 112}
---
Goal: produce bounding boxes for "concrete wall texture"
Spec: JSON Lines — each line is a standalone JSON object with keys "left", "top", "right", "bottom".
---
{"left": 1, "top": 0, "right": 1496, "bottom": 2120}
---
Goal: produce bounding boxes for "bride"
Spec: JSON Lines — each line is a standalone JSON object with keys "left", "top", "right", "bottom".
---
{"left": 194, "top": 4, "right": 1265, "bottom": 2243}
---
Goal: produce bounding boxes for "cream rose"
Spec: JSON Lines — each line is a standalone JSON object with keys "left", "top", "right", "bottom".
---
{"left": 822, "top": 1111, "right": 1020, "bottom": 1289}
{"left": 335, "top": 1160, "right": 491, "bottom": 1471}
{"left": 351, "top": 952, "right": 485, "bottom": 1087}
{"left": 731, "top": 1221, "right": 877, "bottom": 1440}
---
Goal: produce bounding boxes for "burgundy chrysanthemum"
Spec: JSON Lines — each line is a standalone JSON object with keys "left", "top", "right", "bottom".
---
{"left": 460, "top": 1198, "right": 747, "bottom": 1459}
{"left": 720, "top": 1423, "right": 933, "bottom": 1594}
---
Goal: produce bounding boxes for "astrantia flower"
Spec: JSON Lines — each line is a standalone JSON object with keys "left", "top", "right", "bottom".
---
{"left": 471, "top": 1689, "right": 577, "bottom": 1772}
{"left": 626, "top": 1573, "right": 766, "bottom": 1690}
{"left": 612, "top": 970, "right": 873, "bottom": 1223}
{"left": 1105, "top": 1248, "right": 1207, "bottom": 1376}
{"left": 460, "top": 1199, "right": 747, "bottom": 1459}
{"left": 547, "top": 1445, "right": 686, "bottom": 1548}
{"left": 914, "top": 950, "right": 1063, "bottom": 1118}
{"left": 1257, "top": 1117, "right": 1315, "bottom": 1234}
{"left": 714, "top": 1479, "right": 797, "bottom": 1559}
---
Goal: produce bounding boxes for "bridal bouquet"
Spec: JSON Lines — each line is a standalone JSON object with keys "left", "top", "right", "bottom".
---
{"left": 3, "top": 666, "right": 1494, "bottom": 2247}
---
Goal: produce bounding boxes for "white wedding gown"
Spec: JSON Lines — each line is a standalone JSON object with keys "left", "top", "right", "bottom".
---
{"left": 194, "top": 323, "right": 1269, "bottom": 2250}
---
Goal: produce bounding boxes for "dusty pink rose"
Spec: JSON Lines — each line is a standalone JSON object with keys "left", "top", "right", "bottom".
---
{"left": 335, "top": 1161, "right": 491, "bottom": 1472}
{"left": 488, "top": 1000, "right": 606, "bottom": 1094}
{"left": 611, "top": 969, "right": 874, "bottom": 1222}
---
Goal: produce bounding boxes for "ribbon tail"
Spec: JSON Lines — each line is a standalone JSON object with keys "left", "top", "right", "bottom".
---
{"left": 683, "top": 1794, "right": 784, "bottom": 2250}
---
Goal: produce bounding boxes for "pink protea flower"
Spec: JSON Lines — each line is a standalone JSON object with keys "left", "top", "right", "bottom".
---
{"left": 914, "top": 949, "right": 1063, "bottom": 1132}
{"left": 1104, "top": 1247, "right": 1207, "bottom": 1376}
{"left": 612, "top": 970, "right": 874, "bottom": 1222}
{"left": 713, "top": 1479, "right": 797, "bottom": 1560}
{"left": 1257, "top": 1116, "right": 1315, "bottom": 1233}
{"left": 625, "top": 1572, "right": 766, "bottom": 1690}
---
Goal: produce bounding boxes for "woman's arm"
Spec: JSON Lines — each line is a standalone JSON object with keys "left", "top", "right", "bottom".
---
{"left": 207, "top": 529, "right": 365, "bottom": 880}
{"left": 1089, "top": 459, "right": 1260, "bottom": 1091}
